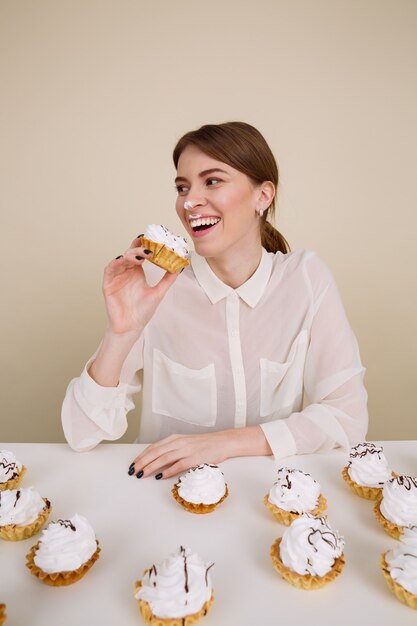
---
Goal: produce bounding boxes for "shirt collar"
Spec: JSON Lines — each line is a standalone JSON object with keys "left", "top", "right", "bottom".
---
{"left": 190, "top": 248, "right": 273, "bottom": 308}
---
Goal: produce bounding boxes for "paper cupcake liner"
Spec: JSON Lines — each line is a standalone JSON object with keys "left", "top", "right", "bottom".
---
{"left": 373, "top": 498, "right": 404, "bottom": 540}
{"left": 0, "top": 498, "right": 51, "bottom": 541}
{"left": 134, "top": 579, "right": 214, "bottom": 625}
{"left": 171, "top": 483, "right": 228, "bottom": 514}
{"left": 381, "top": 552, "right": 417, "bottom": 609}
{"left": 141, "top": 237, "right": 189, "bottom": 273}
{"left": 263, "top": 492, "right": 327, "bottom": 525}
{"left": 0, "top": 465, "right": 26, "bottom": 491}
{"left": 0, "top": 604, "right": 6, "bottom": 625}
{"left": 270, "top": 537, "right": 345, "bottom": 590}
{"left": 26, "top": 540, "right": 100, "bottom": 586}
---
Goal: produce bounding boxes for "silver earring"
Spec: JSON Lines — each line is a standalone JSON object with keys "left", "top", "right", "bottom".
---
{"left": 258, "top": 207, "right": 264, "bottom": 217}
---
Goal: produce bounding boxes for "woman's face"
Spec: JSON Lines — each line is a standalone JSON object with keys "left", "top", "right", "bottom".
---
{"left": 175, "top": 145, "right": 269, "bottom": 259}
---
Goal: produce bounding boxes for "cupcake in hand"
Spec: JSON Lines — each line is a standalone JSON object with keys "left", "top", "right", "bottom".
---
{"left": 141, "top": 225, "right": 189, "bottom": 273}
{"left": 26, "top": 514, "right": 100, "bottom": 586}
{"left": 0, "top": 449, "right": 26, "bottom": 491}
{"left": 264, "top": 468, "right": 327, "bottom": 525}
{"left": 0, "top": 487, "right": 51, "bottom": 541}
{"left": 0, "top": 604, "right": 6, "bottom": 626}
{"left": 270, "top": 514, "right": 345, "bottom": 590}
{"left": 342, "top": 442, "right": 393, "bottom": 500}
{"left": 134, "top": 546, "right": 214, "bottom": 625}
{"left": 381, "top": 525, "right": 417, "bottom": 610}
{"left": 172, "top": 464, "right": 228, "bottom": 514}
{"left": 374, "top": 476, "right": 417, "bottom": 539}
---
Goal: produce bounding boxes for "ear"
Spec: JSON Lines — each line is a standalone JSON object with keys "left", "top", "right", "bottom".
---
{"left": 256, "top": 181, "right": 275, "bottom": 209}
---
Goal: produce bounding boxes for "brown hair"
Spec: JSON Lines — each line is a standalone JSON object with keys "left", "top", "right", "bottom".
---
{"left": 173, "top": 121, "right": 290, "bottom": 254}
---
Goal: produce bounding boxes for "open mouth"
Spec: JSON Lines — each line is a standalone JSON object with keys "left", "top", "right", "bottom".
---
{"left": 189, "top": 217, "right": 221, "bottom": 234}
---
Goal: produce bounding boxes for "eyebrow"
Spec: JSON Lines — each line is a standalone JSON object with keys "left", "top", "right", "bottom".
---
{"left": 174, "top": 168, "right": 230, "bottom": 184}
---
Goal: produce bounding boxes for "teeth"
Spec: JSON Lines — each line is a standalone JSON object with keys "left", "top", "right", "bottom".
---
{"left": 190, "top": 217, "right": 220, "bottom": 228}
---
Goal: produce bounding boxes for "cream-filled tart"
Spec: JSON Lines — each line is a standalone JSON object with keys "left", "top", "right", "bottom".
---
{"left": 264, "top": 467, "right": 327, "bottom": 525}
{"left": 0, "top": 487, "right": 51, "bottom": 541}
{"left": 172, "top": 464, "right": 228, "bottom": 514}
{"left": 141, "top": 224, "right": 189, "bottom": 273}
{"left": 0, "top": 449, "right": 26, "bottom": 491}
{"left": 342, "top": 442, "right": 393, "bottom": 500}
{"left": 26, "top": 514, "right": 100, "bottom": 586}
{"left": 134, "top": 546, "right": 214, "bottom": 625}
{"left": 381, "top": 525, "right": 417, "bottom": 609}
{"left": 374, "top": 475, "right": 417, "bottom": 539}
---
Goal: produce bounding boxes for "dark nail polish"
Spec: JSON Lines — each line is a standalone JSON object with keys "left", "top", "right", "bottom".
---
{"left": 137, "top": 234, "right": 144, "bottom": 239}
{"left": 155, "top": 473, "right": 163, "bottom": 480}
{"left": 135, "top": 255, "right": 144, "bottom": 260}
{"left": 180, "top": 268, "right": 185, "bottom": 273}
{"left": 143, "top": 249, "right": 152, "bottom": 255}
{"left": 116, "top": 255, "right": 123, "bottom": 260}
{"left": 136, "top": 470, "right": 144, "bottom": 479}
{"left": 128, "top": 467, "right": 135, "bottom": 475}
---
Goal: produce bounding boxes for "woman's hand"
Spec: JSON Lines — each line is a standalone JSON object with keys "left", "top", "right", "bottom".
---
{"left": 129, "top": 426, "right": 273, "bottom": 479}
{"left": 103, "top": 236, "right": 180, "bottom": 336}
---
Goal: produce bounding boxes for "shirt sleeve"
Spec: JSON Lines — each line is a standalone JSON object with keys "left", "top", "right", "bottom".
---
{"left": 260, "top": 253, "right": 368, "bottom": 459}
{"left": 61, "top": 336, "right": 143, "bottom": 452}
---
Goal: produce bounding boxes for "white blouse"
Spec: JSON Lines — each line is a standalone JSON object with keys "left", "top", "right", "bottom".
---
{"left": 62, "top": 248, "right": 368, "bottom": 459}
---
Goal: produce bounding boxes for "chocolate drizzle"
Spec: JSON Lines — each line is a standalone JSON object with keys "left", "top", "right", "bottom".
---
{"left": 0, "top": 460, "right": 18, "bottom": 479}
{"left": 180, "top": 546, "right": 189, "bottom": 593}
{"left": 350, "top": 442, "right": 382, "bottom": 459}
{"left": 205, "top": 562, "right": 214, "bottom": 586}
{"left": 307, "top": 517, "right": 339, "bottom": 552}
{"left": 57, "top": 519, "right": 76, "bottom": 532}
{"left": 13, "top": 490, "right": 21, "bottom": 508}
{"left": 394, "top": 476, "right": 417, "bottom": 491}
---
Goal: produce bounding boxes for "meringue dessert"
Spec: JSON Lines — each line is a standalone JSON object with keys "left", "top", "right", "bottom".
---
{"left": 342, "top": 442, "right": 393, "bottom": 500}
{"left": 141, "top": 224, "right": 189, "bottom": 273}
{"left": 264, "top": 467, "right": 327, "bottom": 525}
{"left": 0, "top": 449, "right": 26, "bottom": 491}
{"left": 0, "top": 487, "right": 51, "bottom": 541}
{"left": 381, "top": 525, "right": 417, "bottom": 610}
{"left": 26, "top": 514, "right": 100, "bottom": 586}
{"left": 0, "top": 604, "right": 5, "bottom": 626}
{"left": 172, "top": 464, "right": 228, "bottom": 514}
{"left": 270, "top": 513, "right": 345, "bottom": 590}
{"left": 134, "top": 546, "right": 214, "bottom": 625}
{"left": 374, "top": 475, "right": 417, "bottom": 539}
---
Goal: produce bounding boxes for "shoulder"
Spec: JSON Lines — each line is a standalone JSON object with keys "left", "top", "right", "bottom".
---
{"left": 270, "top": 248, "right": 337, "bottom": 296}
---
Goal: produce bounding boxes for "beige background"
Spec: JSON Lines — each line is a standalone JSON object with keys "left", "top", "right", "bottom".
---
{"left": 1, "top": 0, "right": 416, "bottom": 444}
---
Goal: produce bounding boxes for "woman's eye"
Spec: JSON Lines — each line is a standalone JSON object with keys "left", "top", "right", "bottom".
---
{"left": 175, "top": 185, "right": 188, "bottom": 194}
{"left": 206, "top": 178, "right": 220, "bottom": 186}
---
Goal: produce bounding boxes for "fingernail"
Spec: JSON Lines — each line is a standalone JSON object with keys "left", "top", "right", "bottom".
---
{"left": 155, "top": 473, "right": 163, "bottom": 480}
{"left": 143, "top": 249, "right": 152, "bottom": 255}
{"left": 135, "top": 255, "right": 144, "bottom": 260}
{"left": 180, "top": 268, "right": 185, "bottom": 273}
{"left": 137, "top": 234, "right": 144, "bottom": 239}
{"left": 129, "top": 462, "right": 135, "bottom": 468}
{"left": 128, "top": 467, "right": 135, "bottom": 476}
{"left": 116, "top": 255, "right": 123, "bottom": 260}
{"left": 136, "top": 470, "right": 144, "bottom": 479}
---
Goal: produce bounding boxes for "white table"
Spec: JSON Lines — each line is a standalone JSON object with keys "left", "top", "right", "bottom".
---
{"left": 0, "top": 441, "right": 416, "bottom": 625}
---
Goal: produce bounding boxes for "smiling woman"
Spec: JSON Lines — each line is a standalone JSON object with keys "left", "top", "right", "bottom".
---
{"left": 61, "top": 121, "right": 368, "bottom": 480}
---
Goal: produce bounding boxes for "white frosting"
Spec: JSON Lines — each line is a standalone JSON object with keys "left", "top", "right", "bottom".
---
{"left": 380, "top": 476, "right": 417, "bottom": 526}
{"left": 33, "top": 514, "right": 97, "bottom": 574}
{"left": 0, "top": 487, "right": 46, "bottom": 526}
{"left": 0, "top": 449, "right": 22, "bottom": 484}
{"left": 385, "top": 525, "right": 417, "bottom": 595}
{"left": 268, "top": 468, "right": 321, "bottom": 513}
{"left": 280, "top": 513, "right": 345, "bottom": 577}
{"left": 177, "top": 464, "right": 226, "bottom": 505}
{"left": 144, "top": 224, "right": 189, "bottom": 258}
{"left": 136, "top": 546, "right": 213, "bottom": 619}
{"left": 347, "top": 442, "right": 392, "bottom": 487}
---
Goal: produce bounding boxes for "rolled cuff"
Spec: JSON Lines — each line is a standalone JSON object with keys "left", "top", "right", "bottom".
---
{"left": 259, "top": 419, "right": 297, "bottom": 460}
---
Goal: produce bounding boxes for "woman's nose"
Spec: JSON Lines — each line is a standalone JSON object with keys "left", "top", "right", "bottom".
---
{"left": 183, "top": 196, "right": 206, "bottom": 210}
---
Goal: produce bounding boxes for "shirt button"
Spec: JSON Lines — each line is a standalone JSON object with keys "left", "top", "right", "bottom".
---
{"left": 231, "top": 329, "right": 239, "bottom": 338}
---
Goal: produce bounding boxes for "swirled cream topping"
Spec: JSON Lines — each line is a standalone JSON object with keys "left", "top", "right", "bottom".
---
{"left": 0, "top": 487, "right": 45, "bottom": 526}
{"left": 385, "top": 525, "right": 417, "bottom": 594}
{"left": 136, "top": 546, "right": 214, "bottom": 619}
{"left": 268, "top": 468, "right": 321, "bottom": 513}
{"left": 0, "top": 449, "right": 22, "bottom": 484}
{"left": 380, "top": 476, "right": 417, "bottom": 526}
{"left": 177, "top": 464, "right": 226, "bottom": 505}
{"left": 280, "top": 513, "right": 345, "bottom": 577}
{"left": 33, "top": 514, "right": 97, "bottom": 573}
{"left": 144, "top": 224, "right": 189, "bottom": 258}
{"left": 347, "top": 442, "right": 392, "bottom": 487}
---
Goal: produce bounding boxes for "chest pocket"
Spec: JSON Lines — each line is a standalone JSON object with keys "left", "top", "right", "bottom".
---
{"left": 152, "top": 348, "right": 217, "bottom": 426}
{"left": 260, "top": 329, "right": 309, "bottom": 417}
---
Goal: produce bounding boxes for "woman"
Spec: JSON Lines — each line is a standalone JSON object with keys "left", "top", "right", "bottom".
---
{"left": 62, "top": 121, "right": 368, "bottom": 479}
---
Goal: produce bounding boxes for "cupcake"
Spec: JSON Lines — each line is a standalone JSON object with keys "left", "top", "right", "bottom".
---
{"left": 374, "top": 476, "right": 417, "bottom": 539}
{"left": 172, "top": 464, "right": 228, "bottom": 514}
{"left": 0, "top": 487, "right": 51, "bottom": 541}
{"left": 342, "top": 442, "right": 393, "bottom": 500}
{"left": 26, "top": 514, "right": 100, "bottom": 586}
{"left": 141, "top": 224, "right": 189, "bottom": 273}
{"left": 264, "top": 467, "right": 327, "bottom": 525}
{"left": 270, "top": 513, "right": 345, "bottom": 590}
{"left": 0, "top": 604, "right": 6, "bottom": 625}
{"left": 381, "top": 525, "right": 417, "bottom": 610}
{"left": 134, "top": 546, "right": 214, "bottom": 625}
{"left": 0, "top": 449, "right": 26, "bottom": 491}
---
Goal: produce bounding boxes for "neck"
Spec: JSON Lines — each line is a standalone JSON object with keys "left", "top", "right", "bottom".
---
{"left": 206, "top": 238, "right": 263, "bottom": 289}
